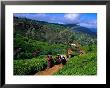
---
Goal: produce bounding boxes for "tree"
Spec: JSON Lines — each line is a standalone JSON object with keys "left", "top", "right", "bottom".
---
{"left": 58, "top": 29, "right": 73, "bottom": 45}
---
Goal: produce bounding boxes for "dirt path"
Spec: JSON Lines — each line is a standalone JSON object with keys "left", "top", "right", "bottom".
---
{"left": 35, "top": 64, "right": 63, "bottom": 75}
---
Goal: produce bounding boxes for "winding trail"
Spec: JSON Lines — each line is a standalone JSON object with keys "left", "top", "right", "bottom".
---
{"left": 35, "top": 64, "right": 63, "bottom": 75}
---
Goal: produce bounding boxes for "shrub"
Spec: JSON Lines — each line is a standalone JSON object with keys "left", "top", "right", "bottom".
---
{"left": 14, "top": 56, "right": 47, "bottom": 75}
{"left": 54, "top": 52, "right": 97, "bottom": 75}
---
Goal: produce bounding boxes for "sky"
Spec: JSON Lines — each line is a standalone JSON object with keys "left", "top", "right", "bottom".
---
{"left": 14, "top": 13, "right": 97, "bottom": 29}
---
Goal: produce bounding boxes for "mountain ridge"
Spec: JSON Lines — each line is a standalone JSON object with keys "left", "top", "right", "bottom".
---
{"left": 14, "top": 16, "right": 97, "bottom": 36}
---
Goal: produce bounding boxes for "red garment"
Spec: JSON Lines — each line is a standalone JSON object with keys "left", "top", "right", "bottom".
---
{"left": 47, "top": 57, "right": 51, "bottom": 61}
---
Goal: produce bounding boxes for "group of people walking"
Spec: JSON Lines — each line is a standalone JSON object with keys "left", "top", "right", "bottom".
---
{"left": 47, "top": 54, "right": 67, "bottom": 69}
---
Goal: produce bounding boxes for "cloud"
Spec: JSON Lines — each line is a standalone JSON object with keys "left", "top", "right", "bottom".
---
{"left": 35, "top": 13, "right": 46, "bottom": 17}
{"left": 14, "top": 13, "right": 46, "bottom": 20}
{"left": 64, "top": 13, "right": 80, "bottom": 24}
{"left": 64, "top": 13, "right": 80, "bottom": 20}
{"left": 79, "top": 20, "right": 97, "bottom": 28}
{"left": 14, "top": 13, "right": 80, "bottom": 24}
{"left": 63, "top": 13, "right": 97, "bottom": 28}
{"left": 14, "top": 13, "right": 97, "bottom": 28}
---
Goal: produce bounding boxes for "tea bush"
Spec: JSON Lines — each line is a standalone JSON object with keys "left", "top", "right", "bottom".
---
{"left": 14, "top": 56, "right": 47, "bottom": 75}
{"left": 54, "top": 53, "right": 97, "bottom": 75}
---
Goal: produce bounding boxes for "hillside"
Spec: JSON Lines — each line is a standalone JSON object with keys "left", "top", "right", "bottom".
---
{"left": 13, "top": 16, "right": 97, "bottom": 75}
{"left": 65, "top": 24, "right": 97, "bottom": 35}
{"left": 13, "top": 16, "right": 97, "bottom": 60}
{"left": 14, "top": 17, "right": 97, "bottom": 45}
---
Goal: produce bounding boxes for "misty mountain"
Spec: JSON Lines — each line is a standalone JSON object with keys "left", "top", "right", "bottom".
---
{"left": 14, "top": 16, "right": 97, "bottom": 46}
{"left": 64, "top": 24, "right": 97, "bottom": 36}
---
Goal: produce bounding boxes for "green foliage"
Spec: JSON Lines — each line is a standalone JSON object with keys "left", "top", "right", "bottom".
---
{"left": 14, "top": 34, "right": 67, "bottom": 59}
{"left": 72, "top": 31, "right": 97, "bottom": 46}
{"left": 81, "top": 44, "right": 97, "bottom": 53}
{"left": 14, "top": 17, "right": 97, "bottom": 45}
{"left": 54, "top": 53, "right": 97, "bottom": 75}
{"left": 13, "top": 16, "right": 97, "bottom": 75}
{"left": 14, "top": 56, "right": 47, "bottom": 75}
